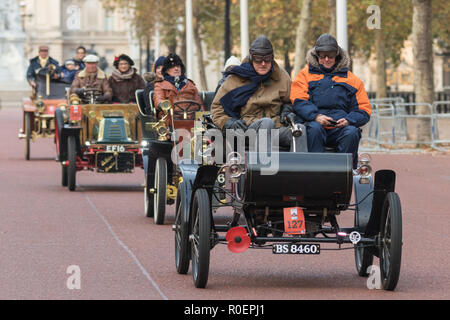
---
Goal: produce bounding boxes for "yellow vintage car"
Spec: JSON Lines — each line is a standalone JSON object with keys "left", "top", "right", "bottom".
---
{"left": 55, "top": 92, "right": 144, "bottom": 191}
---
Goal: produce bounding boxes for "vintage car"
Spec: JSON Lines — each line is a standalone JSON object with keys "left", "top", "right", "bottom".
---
{"left": 55, "top": 91, "right": 144, "bottom": 191}
{"left": 173, "top": 116, "right": 403, "bottom": 291}
{"left": 18, "top": 75, "right": 70, "bottom": 160}
{"left": 135, "top": 89, "right": 215, "bottom": 225}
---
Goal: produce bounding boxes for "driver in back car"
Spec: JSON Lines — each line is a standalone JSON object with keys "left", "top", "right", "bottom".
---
{"left": 152, "top": 53, "right": 204, "bottom": 120}
{"left": 69, "top": 54, "right": 112, "bottom": 103}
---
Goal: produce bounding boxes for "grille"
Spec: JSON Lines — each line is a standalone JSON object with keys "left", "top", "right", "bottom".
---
{"left": 96, "top": 152, "right": 135, "bottom": 173}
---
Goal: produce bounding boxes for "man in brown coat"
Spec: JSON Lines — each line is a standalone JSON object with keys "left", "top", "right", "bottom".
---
{"left": 69, "top": 54, "right": 112, "bottom": 103}
{"left": 211, "top": 36, "right": 307, "bottom": 152}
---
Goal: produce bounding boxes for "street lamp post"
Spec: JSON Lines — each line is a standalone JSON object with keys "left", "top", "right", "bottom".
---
{"left": 185, "top": 0, "right": 194, "bottom": 78}
{"left": 240, "top": 0, "right": 249, "bottom": 60}
{"left": 336, "top": 0, "right": 348, "bottom": 51}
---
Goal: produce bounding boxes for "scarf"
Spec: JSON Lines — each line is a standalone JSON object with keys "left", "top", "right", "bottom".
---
{"left": 39, "top": 57, "right": 49, "bottom": 68}
{"left": 164, "top": 74, "right": 188, "bottom": 92}
{"left": 219, "top": 62, "right": 273, "bottom": 118}
{"left": 111, "top": 67, "right": 136, "bottom": 81}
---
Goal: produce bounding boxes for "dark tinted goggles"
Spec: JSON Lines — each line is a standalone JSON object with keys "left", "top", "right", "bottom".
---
{"left": 317, "top": 52, "right": 337, "bottom": 59}
{"left": 252, "top": 55, "right": 273, "bottom": 64}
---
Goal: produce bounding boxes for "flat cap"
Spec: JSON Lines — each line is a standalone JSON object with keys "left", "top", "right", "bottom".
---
{"left": 83, "top": 54, "right": 99, "bottom": 63}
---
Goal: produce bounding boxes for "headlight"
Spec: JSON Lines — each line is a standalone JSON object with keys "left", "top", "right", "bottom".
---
{"left": 141, "top": 140, "right": 148, "bottom": 148}
{"left": 358, "top": 153, "right": 372, "bottom": 166}
{"left": 229, "top": 163, "right": 243, "bottom": 178}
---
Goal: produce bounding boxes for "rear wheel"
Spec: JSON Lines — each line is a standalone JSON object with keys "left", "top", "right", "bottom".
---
{"left": 67, "top": 135, "right": 77, "bottom": 191}
{"left": 153, "top": 157, "right": 167, "bottom": 225}
{"left": 190, "top": 188, "right": 211, "bottom": 288}
{"left": 379, "top": 192, "right": 402, "bottom": 291}
{"left": 175, "top": 181, "right": 190, "bottom": 274}
{"left": 24, "top": 112, "right": 31, "bottom": 160}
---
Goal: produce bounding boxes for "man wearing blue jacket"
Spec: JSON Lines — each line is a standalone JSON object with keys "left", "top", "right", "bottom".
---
{"left": 26, "top": 45, "right": 61, "bottom": 89}
{"left": 290, "top": 34, "right": 371, "bottom": 168}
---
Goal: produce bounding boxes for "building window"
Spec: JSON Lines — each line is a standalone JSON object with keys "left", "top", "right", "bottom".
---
{"left": 66, "top": 4, "right": 81, "bottom": 31}
{"left": 105, "top": 10, "right": 114, "bottom": 31}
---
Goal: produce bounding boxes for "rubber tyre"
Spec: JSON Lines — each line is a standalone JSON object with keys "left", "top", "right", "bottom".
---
{"left": 379, "top": 192, "right": 402, "bottom": 291}
{"left": 67, "top": 135, "right": 77, "bottom": 191}
{"left": 144, "top": 174, "right": 154, "bottom": 218}
{"left": 354, "top": 209, "right": 374, "bottom": 277}
{"left": 190, "top": 188, "right": 211, "bottom": 288}
{"left": 25, "top": 112, "right": 31, "bottom": 160}
{"left": 153, "top": 158, "right": 167, "bottom": 225}
{"left": 175, "top": 181, "right": 190, "bottom": 274}
{"left": 54, "top": 108, "right": 64, "bottom": 159}
{"left": 61, "top": 165, "right": 68, "bottom": 187}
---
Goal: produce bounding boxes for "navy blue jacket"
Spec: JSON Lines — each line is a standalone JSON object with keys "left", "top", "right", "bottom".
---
{"left": 26, "top": 56, "right": 61, "bottom": 82}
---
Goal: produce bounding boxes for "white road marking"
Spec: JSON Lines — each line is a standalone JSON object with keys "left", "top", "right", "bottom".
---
{"left": 84, "top": 194, "right": 168, "bottom": 300}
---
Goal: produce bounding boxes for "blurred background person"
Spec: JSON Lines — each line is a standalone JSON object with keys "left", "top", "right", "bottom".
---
{"left": 143, "top": 56, "right": 166, "bottom": 113}
{"left": 59, "top": 59, "right": 77, "bottom": 84}
{"left": 215, "top": 55, "right": 241, "bottom": 95}
{"left": 73, "top": 46, "right": 86, "bottom": 71}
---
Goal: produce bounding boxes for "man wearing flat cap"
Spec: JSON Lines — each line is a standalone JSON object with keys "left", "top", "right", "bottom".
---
{"left": 26, "top": 45, "right": 61, "bottom": 89}
{"left": 211, "top": 35, "right": 307, "bottom": 152}
{"left": 69, "top": 54, "right": 112, "bottom": 103}
{"left": 290, "top": 33, "right": 371, "bottom": 168}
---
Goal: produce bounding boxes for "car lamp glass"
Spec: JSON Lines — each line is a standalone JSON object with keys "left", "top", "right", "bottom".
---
{"left": 358, "top": 153, "right": 372, "bottom": 165}
{"left": 85, "top": 141, "right": 91, "bottom": 146}
{"left": 141, "top": 140, "right": 148, "bottom": 148}
{"left": 229, "top": 163, "right": 243, "bottom": 178}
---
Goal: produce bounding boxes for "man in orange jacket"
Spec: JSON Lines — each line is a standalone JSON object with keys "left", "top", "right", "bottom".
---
{"left": 290, "top": 33, "right": 371, "bottom": 168}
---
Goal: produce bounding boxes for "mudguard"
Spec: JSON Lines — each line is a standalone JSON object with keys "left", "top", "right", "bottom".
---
{"left": 177, "top": 160, "right": 200, "bottom": 225}
{"left": 58, "top": 125, "right": 81, "bottom": 161}
{"left": 364, "top": 170, "right": 396, "bottom": 237}
{"left": 353, "top": 175, "right": 374, "bottom": 231}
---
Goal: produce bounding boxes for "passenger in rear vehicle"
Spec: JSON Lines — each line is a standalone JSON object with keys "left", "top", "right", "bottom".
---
{"left": 290, "top": 33, "right": 371, "bottom": 168}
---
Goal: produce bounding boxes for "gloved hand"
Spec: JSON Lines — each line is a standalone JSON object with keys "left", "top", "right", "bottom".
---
{"left": 223, "top": 118, "right": 247, "bottom": 131}
{"left": 96, "top": 95, "right": 109, "bottom": 103}
{"left": 280, "top": 104, "right": 296, "bottom": 125}
{"left": 74, "top": 88, "right": 86, "bottom": 97}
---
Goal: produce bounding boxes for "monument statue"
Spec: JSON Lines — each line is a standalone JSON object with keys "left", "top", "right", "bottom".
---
{"left": 0, "top": 0, "right": 28, "bottom": 87}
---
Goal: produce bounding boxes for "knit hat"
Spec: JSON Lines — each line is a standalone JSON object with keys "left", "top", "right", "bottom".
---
{"left": 223, "top": 55, "right": 241, "bottom": 72}
{"left": 153, "top": 56, "right": 166, "bottom": 72}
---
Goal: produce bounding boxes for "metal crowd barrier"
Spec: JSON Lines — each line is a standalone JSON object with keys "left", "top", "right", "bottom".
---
{"left": 360, "top": 99, "right": 450, "bottom": 152}
{"left": 432, "top": 101, "right": 450, "bottom": 147}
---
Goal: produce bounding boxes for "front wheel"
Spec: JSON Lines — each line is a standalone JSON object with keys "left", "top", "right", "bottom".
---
{"left": 144, "top": 174, "right": 154, "bottom": 218}
{"left": 67, "top": 135, "right": 77, "bottom": 191}
{"left": 153, "top": 157, "right": 167, "bottom": 225}
{"left": 190, "top": 188, "right": 211, "bottom": 288}
{"left": 175, "top": 181, "right": 190, "bottom": 274}
{"left": 379, "top": 192, "right": 402, "bottom": 291}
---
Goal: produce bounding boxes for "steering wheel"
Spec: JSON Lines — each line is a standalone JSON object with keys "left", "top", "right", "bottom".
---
{"left": 83, "top": 88, "right": 103, "bottom": 104}
{"left": 172, "top": 100, "right": 202, "bottom": 119}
